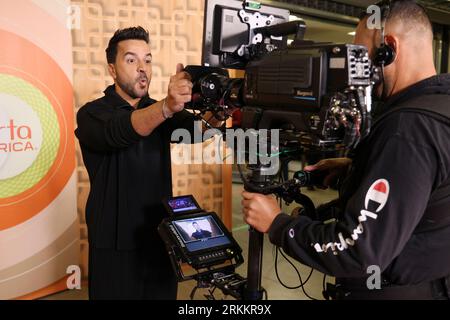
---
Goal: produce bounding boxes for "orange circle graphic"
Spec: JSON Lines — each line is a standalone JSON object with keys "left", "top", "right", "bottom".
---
{"left": 0, "top": 30, "right": 75, "bottom": 230}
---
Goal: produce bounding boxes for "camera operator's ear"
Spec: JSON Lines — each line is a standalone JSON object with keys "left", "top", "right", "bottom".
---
{"left": 377, "top": 35, "right": 397, "bottom": 67}
{"left": 108, "top": 63, "right": 117, "bottom": 80}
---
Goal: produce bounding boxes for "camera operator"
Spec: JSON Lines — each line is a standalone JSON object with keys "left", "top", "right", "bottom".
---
{"left": 242, "top": 0, "right": 450, "bottom": 300}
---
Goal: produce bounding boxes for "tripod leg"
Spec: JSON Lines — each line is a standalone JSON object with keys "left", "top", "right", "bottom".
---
{"left": 244, "top": 227, "right": 264, "bottom": 300}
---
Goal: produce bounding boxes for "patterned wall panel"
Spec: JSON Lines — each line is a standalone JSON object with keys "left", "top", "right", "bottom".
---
{"left": 71, "top": 0, "right": 226, "bottom": 277}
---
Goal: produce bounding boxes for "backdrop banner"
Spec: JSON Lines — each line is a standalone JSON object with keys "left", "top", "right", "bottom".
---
{"left": 0, "top": 0, "right": 78, "bottom": 299}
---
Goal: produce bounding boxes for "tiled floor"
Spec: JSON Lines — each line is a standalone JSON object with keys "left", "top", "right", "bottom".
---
{"left": 42, "top": 177, "right": 337, "bottom": 300}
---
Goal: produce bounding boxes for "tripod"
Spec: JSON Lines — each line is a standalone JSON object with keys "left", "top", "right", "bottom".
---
{"left": 242, "top": 164, "right": 273, "bottom": 300}
{"left": 239, "top": 159, "right": 320, "bottom": 300}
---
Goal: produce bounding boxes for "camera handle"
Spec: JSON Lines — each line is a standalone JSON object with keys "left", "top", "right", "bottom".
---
{"left": 240, "top": 163, "right": 272, "bottom": 300}
{"left": 243, "top": 227, "right": 265, "bottom": 300}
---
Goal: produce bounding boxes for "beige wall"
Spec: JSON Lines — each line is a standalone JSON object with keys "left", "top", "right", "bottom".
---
{"left": 71, "top": 0, "right": 228, "bottom": 277}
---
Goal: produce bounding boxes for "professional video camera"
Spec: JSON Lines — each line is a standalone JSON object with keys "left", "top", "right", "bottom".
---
{"left": 185, "top": 0, "right": 378, "bottom": 212}
{"left": 159, "top": 0, "right": 379, "bottom": 300}
{"left": 186, "top": 1, "right": 375, "bottom": 149}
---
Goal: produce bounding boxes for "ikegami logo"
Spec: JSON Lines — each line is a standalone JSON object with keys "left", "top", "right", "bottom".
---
{"left": 313, "top": 179, "right": 390, "bottom": 255}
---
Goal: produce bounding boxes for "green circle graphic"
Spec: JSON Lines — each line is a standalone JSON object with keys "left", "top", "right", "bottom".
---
{"left": 0, "top": 74, "right": 60, "bottom": 198}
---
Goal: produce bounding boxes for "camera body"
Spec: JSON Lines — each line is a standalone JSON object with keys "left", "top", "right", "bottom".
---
{"left": 186, "top": 42, "right": 373, "bottom": 149}
{"left": 185, "top": 0, "right": 375, "bottom": 150}
{"left": 240, "top": 43, "right": 372, "bottom": 148}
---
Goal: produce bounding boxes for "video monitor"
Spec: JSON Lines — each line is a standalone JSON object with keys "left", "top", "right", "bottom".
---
{"left": 202, "top": 0, "right": 290, "bottom": 68}
{"left": 164, "top": 195, "right": 202, "bottom": 215}
{"left": 172, "top": 215, "right": 231, "bottom": 253}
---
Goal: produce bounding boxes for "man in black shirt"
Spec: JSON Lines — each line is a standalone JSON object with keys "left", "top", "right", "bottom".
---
{"left": 76, "top": 27, "right": 198, "bottom": 299}
{"left": 242, "top": 1, "right": 450, "bottom": 299}
{"left": 191, "top": 222, "right": 212, "bottom": 240}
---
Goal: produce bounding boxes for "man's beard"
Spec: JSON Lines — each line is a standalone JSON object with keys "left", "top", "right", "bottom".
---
{"left": 117, "top": 74, "right": 149, "bottom": 100}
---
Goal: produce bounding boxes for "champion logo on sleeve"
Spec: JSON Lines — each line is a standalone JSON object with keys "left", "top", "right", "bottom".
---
{"left": 311, "top": 179, "right": 390, "bottom": 255}
{"left": 365, "top": 179, "right": 390, "bottom": 213}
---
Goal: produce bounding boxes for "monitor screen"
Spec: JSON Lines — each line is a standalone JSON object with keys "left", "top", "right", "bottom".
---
{"left": 166, "top": 195, "right": 201, "bottom": 214}
{"left": 172, "top": 215, "right": 231, "bottom": 252}
{"left": 202, "top": 0, "right": 289, "bottom": 68}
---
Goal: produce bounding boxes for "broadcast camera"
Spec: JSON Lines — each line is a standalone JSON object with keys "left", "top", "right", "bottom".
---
{"left": 185, "top": 0, "right": 377, "bottom": 218}
{"left": 159, "top": 0, "right": 379, "bottom": 300}
{"left": 186, "top": 0, "right": 375, "bottom": 151}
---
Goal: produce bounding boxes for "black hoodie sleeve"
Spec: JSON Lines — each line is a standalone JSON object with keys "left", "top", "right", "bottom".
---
{"left": 75, "top": 103, "right": 142, "bottom": 152}
{"left": 268, "top": 132, "right": 438, "bottom": 278}
{"left": 166, "top": 110, "right": 203, "bottom": 144}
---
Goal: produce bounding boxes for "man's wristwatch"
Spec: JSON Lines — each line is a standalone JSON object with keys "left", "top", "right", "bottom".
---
{"left": 162, "top": 98, "right": 173, "bottom": 119}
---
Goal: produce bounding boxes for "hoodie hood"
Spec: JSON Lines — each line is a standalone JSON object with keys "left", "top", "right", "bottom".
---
{"left": 378, "top": 74, "right": 450, "bottom": 116}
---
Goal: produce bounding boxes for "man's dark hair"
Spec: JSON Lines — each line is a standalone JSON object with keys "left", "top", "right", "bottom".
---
{"left": 106, "top": 26, "right": 150, "bottom": 64}
{"left": 359, "top": 0, "right": 432, "bottom": 35}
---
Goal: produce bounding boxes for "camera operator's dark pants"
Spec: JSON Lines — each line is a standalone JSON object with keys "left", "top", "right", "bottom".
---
{"left": 88, "top": 246, "right": 177, "bottom": 300}
{"left": 327, "top": 276, "right": 450, "bottom": 300}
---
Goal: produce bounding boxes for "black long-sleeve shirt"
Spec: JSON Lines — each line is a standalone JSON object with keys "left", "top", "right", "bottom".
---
{"left": 269, "top": 74, "right": 450, "bottom": 285}
{"left": 76, "top": 85, "right": 199, "bottom": 250}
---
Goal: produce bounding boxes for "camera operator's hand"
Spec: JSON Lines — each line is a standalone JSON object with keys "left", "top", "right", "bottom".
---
{"left": 165, "top": 63, "right": 193, "bottom": 117}
{"left": 241, "top": 191, "right": 282, "bottom": 233}
{"left": 304, "top": 157, "right": 352, "bottom": 188}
